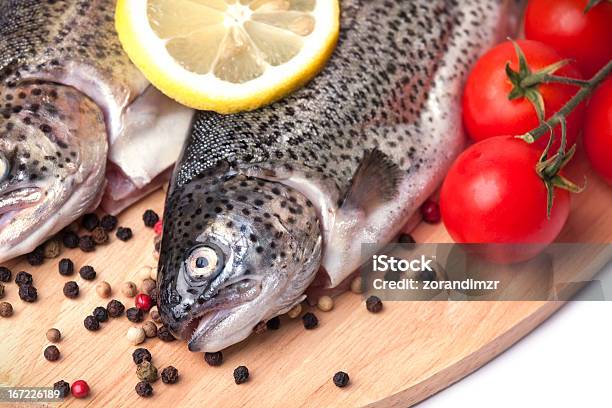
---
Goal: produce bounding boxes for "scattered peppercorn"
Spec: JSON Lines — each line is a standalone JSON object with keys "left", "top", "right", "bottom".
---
{"left": 142, "top": 321, "right": 157, "bottom": 338}
{"left": 132, "top": 348, "right": 152, "bottom": 365}
{"left": 70, "top": 380, "right": 89, "bottom": 398}
{"left": 63, "top": 281, "right": 79, "bottom": 299}
{"left": 15, "top": 271, "right": 32, "bottom": 286}
{"left": 302, "top": 312, "right": 318, "bottom": 330}
{"left": 116, "top": 227, "right": 133, "bottom": 241}
{"left": 84, "top": 315, "right": 100, "bottom": 331}
{"left": 366, "top": 296, "right": 383, "bottom": 313}
{"left": 62, "top": 231, "right": 79, "bottom": 249}
{"left": 79, "top": 265, "right": 96, "bottom": 280}
{"left": 140, "top": 279, "right": 156, "bottom": 296}
{"left": 157, "top": 324, "right": 175, "bottom": 342}
{"left": 287, "top": 303, "right": 302, "bottom": 319}
{"left": 0, "top": 266, "right": 11, "bottom": 282}
{"left": 142, "top": 210, "right": 159, "bottom": 228}
{"left": 43, "top": 239, "right": 61, "bottom": 258}
{"left": 161, "top": 366, "right": 179, "bottom": 384}
{"left": 137, "top": 266, "right": 152, "bottom": 281}
{"left": 420, "top": 199, "right": 441, "bottom": 224}
{"left": 46, "top": 328, "right": 61, "bottom": 343}
{"left": 233, "top": 366, "right": 249, "bottom": 385}
{"left": 253, "top": 321, "right": 267, "bottom": 335}
{"left": 44, "top": 345, "right": 60, "bottom": 361}
{"left": 204, "top": 351, "right": 223, "bottom": 367}
{"left": 126, "top": 307, "right": 144, "bottom": 323}
{"left": 419, "top": 267, "right": 436, "bottom": 282}
{"left": 53, "top": 380, "right": 70, "bottom": 398}
{"left": 317, "top": 296, "right": 334, "bottom": 312}
{"left": 0, "top": 284, "right": 4, "bottom": 299}
{"left": 127, "top": 326, "right": 146, "bottom": 345}
{"left": 149, "top": 306, "right": 161, "bottom": 323}
{"left": 91, "top": 227, "right": 109, "bottom": 245}
{"left": 153, "top": 220, "right": 163, "bottom": 236}
{"left": 266, "top": 316, "right": 281, "bottom": 330}
{"left": 135, "top": 381, "right": 153, "bottom": 397}
{"left": 135, "top": 293, "right": 153, "bottom": 311}
{"left": 26, "top": 246, "right": 44, "bottom": 266}
{"left": 350, "top": 276, "right": 364, "bottom": 294}
{"left": 100, "top": 214, "right": 118, "bottom": 232}
{"left": 398, "top": 233, "right": 416, "bottom": 244}
{"left": 96, "top": 281, "right": 111, "bottom": 298}
{"left": 58, "top": 258, "right": 74, "bottom": 276}
{"left": 81, "top": 213, "right": 99, "bottom": 231}
{"left": 93, "top": 306, "right": 109, "bottom": 323}
{"left": 107, "top": 299, "right": 125, "bottom": 317}
{"left": 0, "top": 302, "right": 13, "bottom": 317}
{"left": 19, "top": 284, "right": 37, "bottom": 302}
{"left": 333, "top": 371, "right": 350, "bottom": 388}
{"left": 121, "top": 281, "right": 138, "bottom": 297}
{"left": 149, "top": 288, "right": 158, "bottom": 305}
{"left": 78, "top": 235, "right": 96, "bottom": 252}
{"left": 137, "top": 361, "right": 159, "bottom": 383}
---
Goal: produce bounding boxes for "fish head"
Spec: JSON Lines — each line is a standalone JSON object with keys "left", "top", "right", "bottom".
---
{"left": 158, "top": 173, "right": 321, "bottom": 352}
{"left": 0, "top": 83, "right": 107, "bottom": 256}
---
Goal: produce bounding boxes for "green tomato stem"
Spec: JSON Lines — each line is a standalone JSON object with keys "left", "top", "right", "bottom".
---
{"left": 521, "top": 61, "right": 612, "bottom": 143}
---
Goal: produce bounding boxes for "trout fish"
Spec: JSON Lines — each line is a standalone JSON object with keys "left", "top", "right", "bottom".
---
{"left": 157, "top": 0, "right": 519, "bottom": 352}
{"left": 0, "top": 0, "right": 192, "bottom": 262}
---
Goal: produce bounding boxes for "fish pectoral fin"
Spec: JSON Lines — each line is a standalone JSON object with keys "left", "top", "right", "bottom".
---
{"left": 341, "top": 148, "right": 402, "bottom": 214}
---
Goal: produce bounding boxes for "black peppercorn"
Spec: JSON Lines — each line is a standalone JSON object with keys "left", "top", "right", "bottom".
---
{"left": 53, "top": 380, "right": 70, "bottom": 398}
{"left": 333, "top": 371, "right": 350, "bottom": 388}
{"left": 19, "top": 284, "right": 37, "bottom": 302}
{"left": 204, "top": 351, "right": 223, "bottom": 367}
{"left": 107, "top": 299, "right": 125, "bottom": 317}
{"left": 58, "top": 258, "right": 74, "bottom": 276}
{"left": 44, "top": 345, "right": 60, "bottom": 361}
{"left": 15, "top": 271, "right": 33, "bottom": 286}
{"left": 161, "top": 366, "right": 179, "bottom": 384}
{"left": 26, "top": 246, "right": 44, "bottom": 266}
{"left": 135, "top": 381, "right": 153, "bottom": 397}
{"left": 126, "top": 307, "right": 144, "bottom": 323}
{"left": 233, "top": 366, "right": 249, "bottom": 384}
{"left": 79, "top": 265, "right": 96, "bottom": 281}
{"left": 366, "top": 296, "right": 383, "bottom": 313}
{"left": 266, "top": 316, "right": 281, "bottom": 330}
{"left": 142, "top": 210, "right": 160, "bottom": 228}
{"left": 84, "top": 315, "right": 100, "bottom": 331}
{"left": 0, "top": 266, "right": 11, "bottom": 282}
{"left": 418, "top": 268, "right": 436, "bottom": 282}
{"left": 93, "top": 306, "right": 108, "bottom": 322}
{"left": 0, "top": 302, "right": 13, "bottom": 317}
{"left": 63, "top": 281, "right": 79, "bottom": 299}
{"left": 81, "top": 213, "right": 99, "bottom": 231}
{"left": 92, "top": 227, "right": 108, "bottom": 245}
{"left": 62, "top": 231, "right": 79, "bottom": 249}
{"left": 78, "top": 235, "right": 96, "bottom": 252}
{"left": 302, "top": 312, "right": 318, "bottom": 330}
{"left": 157, "top": 324, "right": 175, "bottom": 342}
{"left": 398, "top": 233, "right": 416, "bottom": 245}
{"left": 116, "top": 227, "right": 133, "bottom": 242}
{"left": 132, "top": 348, "right": 152, "bottom": 365}
{"left": 100, "top": 214, "right": 118, "bottom": 232}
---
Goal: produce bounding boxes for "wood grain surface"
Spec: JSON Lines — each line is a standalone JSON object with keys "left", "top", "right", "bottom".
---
{"left": 0, "top": 148, "right": 609, "bottom": 407}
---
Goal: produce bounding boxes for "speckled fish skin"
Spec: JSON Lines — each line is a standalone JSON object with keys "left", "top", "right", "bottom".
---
{"left": 0, "top": 0, "right": 191, "bottom": 261}
{"left": 159, "top": 0, "right": 519, "bottom": 352}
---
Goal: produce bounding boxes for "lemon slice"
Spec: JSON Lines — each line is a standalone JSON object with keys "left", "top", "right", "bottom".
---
{"left": 116, "top": 0, "right": 340, "bottom": 113}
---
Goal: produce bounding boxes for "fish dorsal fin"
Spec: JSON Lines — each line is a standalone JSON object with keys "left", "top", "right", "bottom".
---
{"left": 342, "top": 148, "right": 402, "bottom": 214}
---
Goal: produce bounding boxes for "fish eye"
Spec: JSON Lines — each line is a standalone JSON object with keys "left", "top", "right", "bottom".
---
{"left": 186, "top": 245, "right": 224, "bottom": 280}
{"left": 0, "top": 155, "right": 9, "bottom": 181}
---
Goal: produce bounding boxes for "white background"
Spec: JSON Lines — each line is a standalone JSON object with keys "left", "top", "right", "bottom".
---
{"left": 419, "top": 264, "right": 612, "bottom": 407}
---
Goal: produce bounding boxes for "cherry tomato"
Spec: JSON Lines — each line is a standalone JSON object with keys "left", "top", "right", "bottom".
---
{"left": 584, "top": 78, "right": 612, "bottom": 185}
{"left": 462, "top": 40, "right": 585, "bottom": 151}
{"left": 524, "top": 0, "right": 612, "bottom": 78}
{"left": 440, "top": 136, "right": 570, "bottom": 262}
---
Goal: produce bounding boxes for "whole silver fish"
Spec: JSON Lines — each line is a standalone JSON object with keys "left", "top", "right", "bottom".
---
{"left": 0, "top": 0, "right": 192, "bottom": 261}
{"left": 158, "top": 0, "right": 519, "bottom": 352}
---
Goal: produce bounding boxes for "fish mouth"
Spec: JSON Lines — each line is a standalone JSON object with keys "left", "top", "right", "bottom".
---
{"left": 0, "top": 187, "right": 43, "bottom": 228}
{"left": 185, "top": 276, "right": 262, "bottom": 352}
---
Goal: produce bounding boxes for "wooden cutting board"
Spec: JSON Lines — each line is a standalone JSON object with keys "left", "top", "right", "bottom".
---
{"left": 0, "top": 148, "right": 610, "bottom": 408}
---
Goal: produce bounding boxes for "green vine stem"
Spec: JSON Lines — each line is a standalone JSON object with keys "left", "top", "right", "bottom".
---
{"left": 520, "top": 60, "right": 612, "bottom": 144}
